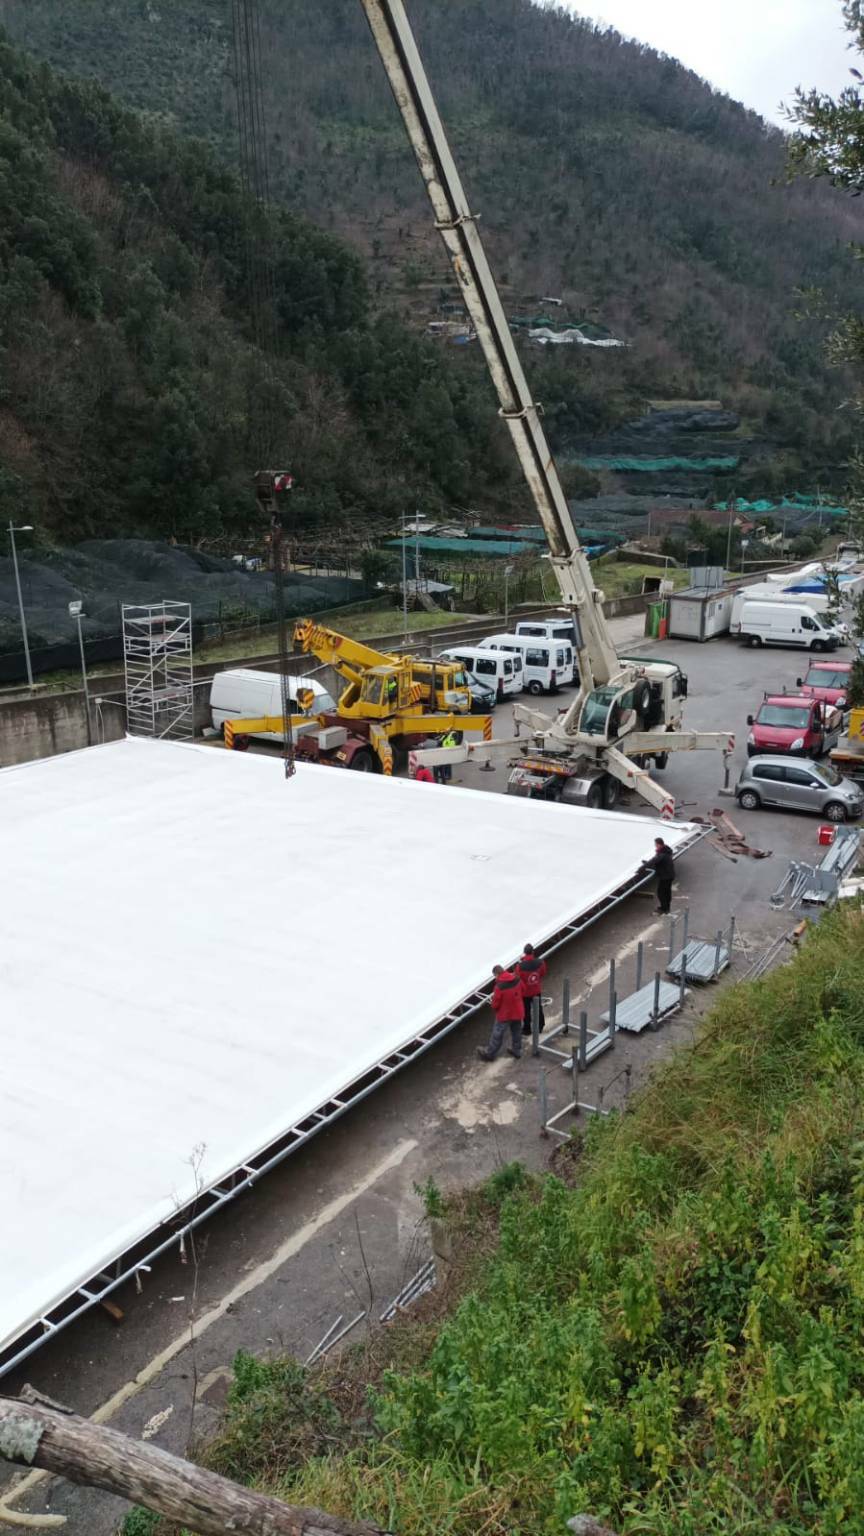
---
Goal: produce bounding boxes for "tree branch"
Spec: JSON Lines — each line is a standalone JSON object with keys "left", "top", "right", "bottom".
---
{"left": 0, "top": 1398, "right": 390, "bottom": 1536}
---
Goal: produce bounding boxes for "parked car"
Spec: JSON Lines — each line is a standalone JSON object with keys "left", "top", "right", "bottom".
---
{"left": 464, "top": 671, "right": 497, "bottom": 709}
{"left": 796, "top": 661, "right": 853, "bottom": 711}
{"left": 746, "top": 694, "right": 841, "bottom": 758}
{"left": 736, "top": 756, "right": 864, "bottom": 822}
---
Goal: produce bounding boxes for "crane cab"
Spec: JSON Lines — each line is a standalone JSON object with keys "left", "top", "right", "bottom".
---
{"left": 577, "top": 663, "right": 688, "bottom": 744}
{"left": 344, "top": 660, "right": 472, "bottom": 719}
{"left": 410, "top": 660, "right": 472, "bottom": 713}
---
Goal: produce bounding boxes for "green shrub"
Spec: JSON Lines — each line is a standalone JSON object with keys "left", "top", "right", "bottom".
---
{"left": 119, "top": 1510, "right": 162, "bottom": 1536}
{"left": 283, "top": 906, "right": 864, "bottom": 1535}
{"left": 203, "top": 1350, "right": 343, "bottom": 1487}
{"left": 482, "top": 1161, "right": 528, "bottom": 1208}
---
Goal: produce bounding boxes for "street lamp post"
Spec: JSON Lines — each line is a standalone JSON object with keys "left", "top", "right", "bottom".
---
{"left": 504, "top": 563, "right": 515, "bottom": 626}
{"left": 69, "top": 600, "right": 92, "bottom": 745}
{"left": 8, "top": 522, "right": 34, "bottom": 690}
{"left": 725, "top": 496, "right": 736, "bottom": 575}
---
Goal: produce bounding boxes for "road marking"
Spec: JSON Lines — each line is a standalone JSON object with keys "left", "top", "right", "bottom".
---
{"left": 3, "top": 1136, "right": 418, "bottom": 1511}
{"left": 584, "top": 920, "right": 661, "bottom": 992}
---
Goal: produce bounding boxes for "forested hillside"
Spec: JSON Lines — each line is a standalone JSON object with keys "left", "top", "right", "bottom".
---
{"left": 4, "top": 0, "right": 864, "bottom": 493}
{"left": 0, "top": 32, "right": 520, "bottom": 542}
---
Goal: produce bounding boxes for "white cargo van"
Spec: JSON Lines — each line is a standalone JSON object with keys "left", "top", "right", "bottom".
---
{"left": 439, "top": 646, "right": 520, "bottom": 698}
{"left": 733, "top": 601, "right": 840, "bottom": 652}
{"left": 210, "top": 668, "right": 337, "bottom": 743}
{"left": 731, "top": 586, "right": 835, "bottom": 627}
{"left": 479, "top": 632, "right": 574, "bottom": 694}
{"left": 514, "top": 617, "right": 579, "bottom": 681}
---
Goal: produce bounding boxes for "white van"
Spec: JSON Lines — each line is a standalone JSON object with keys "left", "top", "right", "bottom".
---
{"left": 210, "top": 668, "right": 337, "bottom": 743}
{"left": 733, "top": 601, "right": 841, "bottom": 652}
{"left": 514, "top": 617, "right": 579, "bottom": 681}
{"left": 479, "top": 632, "right": 574, "bottom": 695}
{"left": 731, "top": 586, "right": 835, "bottom": 625}
{"left": 439, "top": 646, "right": 520, "bottom": 698}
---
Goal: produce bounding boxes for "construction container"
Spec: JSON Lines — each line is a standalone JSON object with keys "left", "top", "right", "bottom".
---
{"left": 667, "top": 586, "right": 735, "bottom": 642}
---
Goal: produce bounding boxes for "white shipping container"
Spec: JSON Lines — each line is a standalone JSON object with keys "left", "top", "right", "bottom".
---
{"left": 667, "top": 588, "right": 734, "bottom": 642}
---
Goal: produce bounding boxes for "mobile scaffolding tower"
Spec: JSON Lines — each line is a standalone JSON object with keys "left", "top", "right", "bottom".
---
{"left": 122, "top": 602, "right": 194, "bottom": 741}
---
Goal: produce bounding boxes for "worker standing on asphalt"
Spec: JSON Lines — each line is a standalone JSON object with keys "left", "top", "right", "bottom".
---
{"left": 436, "top": 727, "right": 459, "bottom": 783}
{"left": 639, "top": 836, "right": 676, "bottom": 915}
{"left": 517, "top": 942, "right": 547, "bottom": 1037}
{"left": 477, "top": 964, "right": 524, "bottom": 1061}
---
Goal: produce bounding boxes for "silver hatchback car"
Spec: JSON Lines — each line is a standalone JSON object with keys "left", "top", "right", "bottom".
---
{"left": 736, "top": 755, "right": 864, "bottom": 822}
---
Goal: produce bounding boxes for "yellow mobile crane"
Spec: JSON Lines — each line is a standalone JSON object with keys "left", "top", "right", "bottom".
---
{"left": 355, "top": 0, "right": 733, "bottom": 817}
{"left": 224, "top": 619, "right": 493, "bottom": 774}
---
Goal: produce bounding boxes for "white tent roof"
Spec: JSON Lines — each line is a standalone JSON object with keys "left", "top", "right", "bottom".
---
{"left": 1, "top": 738, "right": 697, "bottom": 1362}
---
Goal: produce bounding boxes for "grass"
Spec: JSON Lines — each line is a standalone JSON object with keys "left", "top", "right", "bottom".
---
{"left": 592, "top": 558, "right": 690, "bottom": 599}
{"left": 125, "top": 902, "right": 864, "bottom": 1536}
{"left": 192, "top": 606, "right": 472, "bottom": 663}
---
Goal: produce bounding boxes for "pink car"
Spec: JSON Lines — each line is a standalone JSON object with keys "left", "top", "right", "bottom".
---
{"left": 747, "top": 694, "right": 841, "bottom": 758}
{"left": 796, "top": 661, "right": 853, "bottom": 711}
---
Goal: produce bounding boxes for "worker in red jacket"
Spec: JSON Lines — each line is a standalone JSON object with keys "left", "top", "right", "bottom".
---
{"left": 477, "top": 964, "right": 524, "bottom": 1061}
{"left": 517, "top": 943, "right": 547, "bottom": 1037}
{"left": 414, "top": 764, "right": 435, "bottom": 783}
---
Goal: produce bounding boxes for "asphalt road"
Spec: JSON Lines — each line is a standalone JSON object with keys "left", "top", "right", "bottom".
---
{"left": 3, "top": 628, "right": 851, "bottom": 1534}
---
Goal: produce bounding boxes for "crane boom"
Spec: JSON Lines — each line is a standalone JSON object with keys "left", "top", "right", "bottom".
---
{"left": 360, "top": 0, "right": 619, "bottom": 693}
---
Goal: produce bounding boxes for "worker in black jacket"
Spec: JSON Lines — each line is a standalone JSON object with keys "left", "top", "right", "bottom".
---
{"left": 639, "top": 837, "right": 675, "bottom": 915}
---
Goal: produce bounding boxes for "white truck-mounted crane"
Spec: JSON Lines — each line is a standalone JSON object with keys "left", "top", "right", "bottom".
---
{"left": 359, "top": 0, "right": 732, "bottom": 816}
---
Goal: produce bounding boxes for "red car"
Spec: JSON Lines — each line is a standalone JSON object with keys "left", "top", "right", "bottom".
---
{"left": 796, "top": 661, "right": 853, "bottom": 711}
{"left": 747, "top": 693, "right": 841, "bottom": 758}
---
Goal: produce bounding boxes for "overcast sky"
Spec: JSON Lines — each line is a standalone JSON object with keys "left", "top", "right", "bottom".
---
{"left": 554, "top": 1, "right": 857, "bottom": 127}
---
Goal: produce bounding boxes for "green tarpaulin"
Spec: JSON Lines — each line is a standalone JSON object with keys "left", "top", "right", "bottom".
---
{"left": 385, "top": 537, "right": 537, "bottom": 557}
{"left": 472, "top": 525, "right": 624, "bottom": 546}
{"left": 713, "top": 497, "right": 849, "bottom": 518}
{"left": 579, "top": 455, "right": 740, "bottom": 472}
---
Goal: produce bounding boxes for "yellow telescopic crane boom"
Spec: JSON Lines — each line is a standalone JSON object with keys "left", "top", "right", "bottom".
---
{"left": 359, "top": 0, "right": 619, "bottom": 699}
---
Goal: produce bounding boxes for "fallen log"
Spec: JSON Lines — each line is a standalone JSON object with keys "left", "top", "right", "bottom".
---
{"left": 0, "top": 1397, "right": 390, "bottom": 1536}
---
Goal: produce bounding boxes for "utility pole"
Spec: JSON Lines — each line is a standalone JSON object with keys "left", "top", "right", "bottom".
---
{"left": 8, "top": 521, "right": 34, "bottom": 690}
{"left": 725, "top": 494, "right": 736, "bottom": 575}
{"left": 504, "top": 562, "right": 515, "bottom": 626}
{"left": 69, "top": 600, "right": 92, "bottom": 744}
{"left": 401, "top": 508, "right": 409, "bottom": 641}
